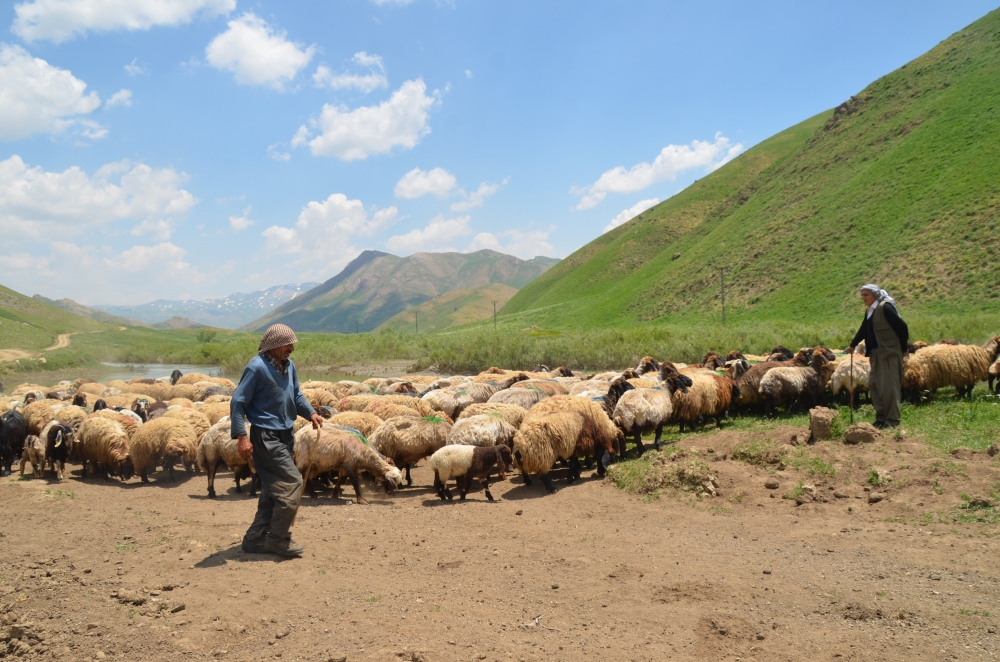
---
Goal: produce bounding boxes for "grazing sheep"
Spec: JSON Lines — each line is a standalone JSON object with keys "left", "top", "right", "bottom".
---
{"left": 613, "top": 375, "right": 688, "bottom": 455}
{"left": 0, "top": 410, "right": 28, "bottom": 476}
{"left": 302, "top": 388, "right": 340, "bottom": 410}
{"left": 338, "top": 394, "right": 435, "bottom": 417}
{"left": 90, "top": 409, "right": 140, "bottom": 440}
{"left": 903, "top": 336, "right": 1000, "bottom": 400}
{"left": 192, "top": 401, "right": 231, "bottom": 425}
{"left": 369, "top": 416, "right": 452, "bottom": 486}
{"left": 446, "top": 414, "right": 517, "bottom": 452}
{"left": 367, "top": 401, "right": 421, "bottom": 421}
{"left": 168, "top": 384, "right": 197, "bottom": 401}
{"left": 19, "top": 435, "right": 44, "bottom": 478}
{"left": 431, "top": 444, "right": 513, "bottom": 501}
{"left": 55, "top": 405, "right": 87, "bottom": 433}
{"left": 487, "top": 387, "right": 549, "bottom": 410}
{"left": 758, "top": 352, "right": 836, "bottom": 416}
{"left": 38, "top": 421, "right": 74, "bottom": 480}
{"left": 161, "top": 408, "right": 211, "bottom": 439}
{"left": 735, "top": 349, "right": 813, "bottom": 406}
{"left": 569, "top": 380, "right": 610, "bottom": 396}
{"left": 586, "top": 377, "right": 635, "bottom": 419}
{"left": 77, "top": 416, "right": 134, "bottom": 481}
{"left": 663, "top": 363, "right": 739, "bottom": 432}
{"left": 425, "top": 375, "right": 529, "bottom": 418}
{"left": 22, "top": 400, "right": 56, "bottom": 436}
{"left": 457, "top": 402, "right": 528, "bottom": 430}
{"left": 174, "top": 373, "right": 235, "bottom": 388}
{"left": 509, "top": 379, "right": 567, "bottom": 396}
{"left": 830, "top": 355, "right": 871, "bottom": 407}
{"left": 197, "top": 417, "right": 257, "bottom": 498}
{"left": 328, "top": 412, "right": 385, "bottom": 438}
{"left": 512, "top": 397, "right": 622, "bottom": 492}
{"left": 294, "top": 425, "right": 402, "bottom": 503}
{"left": 130, "top": 418, "right": 199, "bottom": 483}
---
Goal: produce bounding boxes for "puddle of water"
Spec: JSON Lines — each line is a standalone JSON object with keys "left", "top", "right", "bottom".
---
{"left": 98, "top": 363, "right": 225, "bottom": 382}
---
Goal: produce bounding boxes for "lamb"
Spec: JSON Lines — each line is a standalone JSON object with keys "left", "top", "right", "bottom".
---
{"left": 663, "top": 363, "right": 738, "bottom": 432}
{"left": 130, "top": 418, "right": 199, "bottom": 483}
{"left": 446, "top": 414, "right": 517, "bottom": 452}
{"left": 294, "top": 425, "right": 402, "bottom": 503}
{"left": 487, "top": 387, "right": 549, "bottom": 410}
{"left": 38, "top": 421, "right": 74, "bottom": 480}
{"left": 197, "top": 417, "right": 257, "bottom": 498}
{"left": 369, "top": 416, "right": 452, "bottom": 486}
{"left": 0, "top": 410, "right": 28, "bottom": 476}
{"left": 22, "top": 400, "right": 56, "bottom": 436}
{"left": 903, "top": 336, "right": 1000, "bottom": 400}
{"left": 77, "top": 416, "right": 134, "bottom": 481}
{"left": 19, "top": 435, "right": 44, "bottom": 478}
{"left": 613, "top": 369, "right": 693, "bottom": 454}
{"left": 431, "top": 444, "right": 513, "bottom": 502}
{"left": 758, "top": 351, "right": 836, "bottom": 416}
{"left": 328, "top": 412, "right": 385, "bottom": 438}
{"left": 457, "top": 403, "right": 528, "bottom": 430}
{"left": 829, "top": 355, "right": 871, "bottom": 407}
{"left": 512, "top": 397, "right": 622, "bottom": 492}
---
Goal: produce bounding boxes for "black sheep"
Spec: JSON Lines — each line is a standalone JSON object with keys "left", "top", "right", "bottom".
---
{"left": 41, "top": 422, "right": 74, "bottom": 481}
{"left": 169, "top": 369, "right": 183, "bottom": 385}
{"left": 0, "top": 411, "right": 28, "bottom": 476}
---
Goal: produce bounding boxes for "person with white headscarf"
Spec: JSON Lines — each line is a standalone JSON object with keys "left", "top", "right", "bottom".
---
{"left": 231, "top": 323, "right": 324, "bottom": 556}
{"left": 847, "top": 284, "right": 909, "bottom": 428}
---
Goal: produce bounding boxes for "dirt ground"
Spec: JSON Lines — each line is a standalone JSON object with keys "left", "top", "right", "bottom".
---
{"left": 2, "top": 425, "right": 999, "bottom": 662}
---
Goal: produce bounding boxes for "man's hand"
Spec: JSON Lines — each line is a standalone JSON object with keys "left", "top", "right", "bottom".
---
{"left": 311, "top": 413, "right": 325, "bottom": 430}
{"left": 846, "top": 346, "right": 855, "bottom": 355}
{"left": 237, "top": 434, "right": 252, "bottom": 461}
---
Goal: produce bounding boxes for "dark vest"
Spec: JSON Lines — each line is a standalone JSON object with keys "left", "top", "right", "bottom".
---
{"left": 872, "top": 301, "right": 901, "bottom": 355}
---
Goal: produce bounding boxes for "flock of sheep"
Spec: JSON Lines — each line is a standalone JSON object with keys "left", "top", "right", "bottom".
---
{"left": 1, "top": 333, "right": 998, "bottom": 501}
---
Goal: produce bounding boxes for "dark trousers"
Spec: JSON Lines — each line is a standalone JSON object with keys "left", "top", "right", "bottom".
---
{"left": 869, "top": 348, "right": 903, "bottom": 427}
{"left": 244, "top": 426, "right": 302, "bottom": 542}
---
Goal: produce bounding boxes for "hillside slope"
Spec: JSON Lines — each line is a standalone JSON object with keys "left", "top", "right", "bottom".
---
{"left": 0, "top": 284, "right": 110, "bottom": 353}
{"left": 246, "top": 250, "right": 558, "bottom": 333}
{"left": 503, "top": 9, "right": 1000, "bottom": 328}
{"left": 376, "top": 283, "right": 518, "bottom": 334}
{"left": 32, "top": 295, "right": 141, "bottom": 327}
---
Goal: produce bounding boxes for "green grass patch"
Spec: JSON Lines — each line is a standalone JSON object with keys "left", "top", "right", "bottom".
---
{"left": 731, "top": 437, "right": 787, "bottom": 467}
{"left": 787, "top": 449, "right": 836, "bottom": 477}
{"left": 606, "top": 449, "right": 715, "bottom": 497}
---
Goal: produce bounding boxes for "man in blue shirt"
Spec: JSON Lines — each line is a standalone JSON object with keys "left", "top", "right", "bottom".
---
{"left": 232, "top": 323, "right": 323, "bottom": 557}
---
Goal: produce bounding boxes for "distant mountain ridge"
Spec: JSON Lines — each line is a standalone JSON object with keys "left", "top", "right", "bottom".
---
{"left": 96, "top": 283, "right": 319, "bottom": 329}
{"left": 244, "top": 249, "right": 559, "bottom": 333}
{"left": 376, "top": 283, "right": 519, "bottom": 334}
{"left": 32, "top": 295, "right": 141, "bottom": 327}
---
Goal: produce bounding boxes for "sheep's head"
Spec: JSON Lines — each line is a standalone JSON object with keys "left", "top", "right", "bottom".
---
{"left": 495, "top": 444, "right": 513, "bottom": 478}
{"left": 767, "top": 345, "right": 795, "bottom": 362}
{"left": 662, "top": 371, "right": 693, "bottom": 395}
{"left": 534, "top": 365, "right": 550, "bottom": 373}
{"left": 501, "top": 373, "right": 530, "bottom": 388}
{"left": 635, "top": 356, "right": 659, "bottom": 375}
{"left": 702, "top": 352, "right": 725, "bottom": 370}
{"left": 790, "top": 349, "right": 812, "bottom": 366}
{"left": 725, "top": 359, "right": 750, "bottom": 379}
{"left": 72, "top": 393, "right": 87, "bottom": 407}
{"left": 118, "top": 457, "right": 135, "bottom": 481}
{"left": 726, "top": 350, "right": 746, "bottom": 361}
{"left": 812, "top": 346, "right": 837, "bottom": 362}
{"left": 93, "top": 399, "right": 107, "bottom": 412}
{"left": 23, "top": 393, "right": 37, "bottom": 405}
{"left": 170, "top": 369, "right": 183, "bottom": 385}
{"left": 551, "top": 366, "right": 574, "bottom": 378}
{"left": 382, "top": 467, "right": 403, "bottom": 494}
{"left": 984, "top": 335, "right": 1000, "bottom": 360}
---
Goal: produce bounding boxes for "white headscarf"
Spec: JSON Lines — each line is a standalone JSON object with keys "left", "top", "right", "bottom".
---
{"left": 861, "top": 283, "right": 895, "bottom": 307}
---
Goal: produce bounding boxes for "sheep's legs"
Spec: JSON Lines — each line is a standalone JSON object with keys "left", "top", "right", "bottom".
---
{"left": 348, "top": 473, "right": 366, "bottom": 504}
{"left": 633, "top": 430, "right": 645, "bottom": 455}
{"left": 567, "top": 456, "right": 581, "bottom": 484}
{"left": 522, "top": 472, "right": 532, "bottom": 486}
{"left": 481, "top": 476, "right": 494, "bottom": 502}
{"left": 541, "top": 474, "right": 557, "bottom": 494}
{"left": 206, "top": 460, "right": 217, "bottom": 498}
{"left": 433, "top": 473, "right": 449, "bottom": 501}
{"left": 597, "top": 450, "right": 611, "bottom": 477}
{"left": 404, "top": 464, "right": 413, "bottom": 487}
{"left": 332, "top": 473, "right": 345, "bottom": 499}
{"left": 653, "top": 424, "right": 664, "bottom": 451}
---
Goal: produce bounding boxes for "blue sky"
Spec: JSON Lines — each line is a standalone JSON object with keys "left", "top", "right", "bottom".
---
{"left": 0, "top": 0, "right": 995, "bottom": 304}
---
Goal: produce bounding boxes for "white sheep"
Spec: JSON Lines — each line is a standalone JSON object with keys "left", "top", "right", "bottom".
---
{"left": 369, "top": 416, "right": 452, "bottom": 486}
{"left": 196, "top": 416, "right": 257, "bottom": 498}
{"left": 446, "top": 414, "right": 517, "bottom": 451}
{"left": 829, "top": 355, "right": 871, "bottom": 407}
{"left": 612, "top": 387, "right": 674, "bottom": 453}
{"left": 430, "top": 444, "right": 513, "bottom": 502}
{"left": 294, "top": 425, "right": 402, "bottom": 503}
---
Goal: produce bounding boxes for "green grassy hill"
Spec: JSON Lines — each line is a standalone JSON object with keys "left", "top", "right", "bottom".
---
{"left": 0, "top": 284, "right": 111, "bottom": 353}
{"left": 503, "top": 9, "right": 1000, "bottom": 329}
{"left": 376, "top": 283, "right": 519, "bottom": 334}
{"left": 31, "top": 295, "right": 141, "bottom": 327}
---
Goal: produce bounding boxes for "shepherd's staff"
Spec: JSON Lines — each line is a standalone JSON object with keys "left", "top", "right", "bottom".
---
{"left": 849, "top": 350, "right": 855, "bottom": 424}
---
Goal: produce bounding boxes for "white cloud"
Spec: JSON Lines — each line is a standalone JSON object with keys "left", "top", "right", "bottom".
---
{"left": 385, "top": 215, "right": 471, "bottom": 253}
{"left": 114, "top": 241, "right": 189, "bottom": 272}
{"left": 124, "top": 58, "right": 146, "bottom": 76}
{"left": 371, "top": 0, "right": 415, "bottom": 5}
{"left": 394, "top": 167, "right": 457, "bottom": 199}
{"left": 107, "top": 89, "right": 132, "bottom": 107}
{"left": 229, "top": 206, "right": 254, "bottom": 231}
{"left": 573, "top": 133, "right": 743, "bottom": 210}
{"left": 13, "top": 0, "right": 236, "bottom": 43}
{"left": 603, "top": 197, "right": 660, "bottom": 233}
{"left": 451, "top": 178, "right": 507, "bottom": 212}
{"left": 464, "top": 228, "right": 553, "bottom": 260}
{"left": 266, "top": 143, "right": 291, "bottom": 162}
{"left": 205, "top": 13, "right": 315, "bottom": 89}
{"left": 0, "top": 155, "right": 197, "bottom": 240}
{"left": 261, "top": 193, "right": 397, "bottom": 278}
{"left": 292, "top": 79, "right": 436, "bottom": 160}
{"left": 0, "top": 44, "right": 102, "bottom": 140}
{"left": 465, "top": 69, "right": 472, "bottom": 79}
{"left": 313, "top": 51, "right": 387, "bottom": 94}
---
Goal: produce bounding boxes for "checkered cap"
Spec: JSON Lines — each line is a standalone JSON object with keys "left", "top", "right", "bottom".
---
{"left": 258, "top": 323, "right": 298, "bottom": 353}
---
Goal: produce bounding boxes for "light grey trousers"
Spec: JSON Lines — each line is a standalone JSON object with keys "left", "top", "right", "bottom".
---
{"left": 244, "top": 426, "right": 302, "bottom": 542}
{"left": 869, "top": 348, "right": 903, "bottom": 427}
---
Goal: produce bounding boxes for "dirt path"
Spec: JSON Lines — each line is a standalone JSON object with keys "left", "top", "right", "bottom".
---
{"left": 0, "top": 349, "right": 35, "bottom": 361}
{"left": 42, "top": 333, "right": 73, "bottom": 351}
{"left": 1, "top": 426, "right": 998, "bottom": 661}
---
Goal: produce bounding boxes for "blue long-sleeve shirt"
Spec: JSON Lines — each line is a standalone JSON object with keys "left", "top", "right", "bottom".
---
{"left": 230, "top": 354, "right": 315, "bottom": 438}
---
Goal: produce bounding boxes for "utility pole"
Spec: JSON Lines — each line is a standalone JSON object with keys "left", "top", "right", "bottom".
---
{"left": 491, "top": 300, "right": 498, "bottom": 330}
{"left": 720, "top": 268, "right": 726, "bottom": 323}
{"left": 415, "top": 311, "right": 418, "bottom": 334}
{"left": 356, "top": 321, "right": 359, "bottom": 334}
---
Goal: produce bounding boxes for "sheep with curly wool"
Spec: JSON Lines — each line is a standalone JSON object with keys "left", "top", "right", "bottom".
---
{"left": 197, "top": 416, "right": 257, "bottom": 498}
{"left": 22, "top": 400, "right": 55, "bottom": 436}
{"left": 302, "top": 388, "right": 340, "bottom": 410}
{"left": 431, "top": 444, "right": 512, "bottom": 502}
{"left": 446, "top": 414, "right": 517, "bottom": 454}
{"left": 613, "top": 368, "right": 693, "bottom": 454}
{"left": 54, "top": 405, "right": 87, "bottom": 433}
{"left": 367, "top": 401, "right": 422, "bottom": 421}
{"left": 509, "top": 379, "right": 567, "bottom": 396}
{"left": 77, "top": 416, "right": 134, "bottom": 481}
{"left": 19, "top": 435, "right": 44, "bottom": 478}
{"left": 90, "top": 409, "right": 140, "bottom": 440}
{"left": 369, "top": 416, "right": 452, "bottom": 486}
{"left": 192, "top": 401, "right": 231, "bottom": 425}
{"left": 174, "top": 373, "right": 235, "bottom": 388}
{"left": 829, "top": 355, "right": 871, "bottom": 407}
{"left": 512, "top": 397, "right": 621, "bottom": 492}
{"left": 130, "top": 417, "right": 199, "bottom": 483}
{"left": 338, "top": 394, "right": 436, "bottom": 417}
{"left": 487, "top": 387, "right": 549, "bottom": 410}
{"left": 38, "top": 421, "right": 74, "bottom": 480}
{"left": 161, "top": 407, "right": 211, "bottom": 440}
{"left": 457, "top": 402, "right": 527, "bottom": 430}
{"left": 903, "top": 336, "right": 1000, "bottom": 400}
{"left": 758, "top": 351, "right": 835, "bottom": 416}
{"left": 325, "top": 411, "right": 384, "bottom": 438}
{"left": 294, "top": 425, "right": 402, "bottom": 503}
{"left": 663, "top": 363, "right": 738, "bottom": 432}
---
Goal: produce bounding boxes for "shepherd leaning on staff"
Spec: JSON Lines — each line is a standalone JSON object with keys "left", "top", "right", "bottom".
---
{"left": 846, "top": 284, "right": 909, "bottom": 430}
{"left": 230, "top": 324, "right": 323, "bottom": 557}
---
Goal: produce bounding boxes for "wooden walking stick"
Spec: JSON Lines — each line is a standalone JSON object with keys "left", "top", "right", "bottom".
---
{"left": 849, "top": 350, "right": 855, "bottom": 424}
